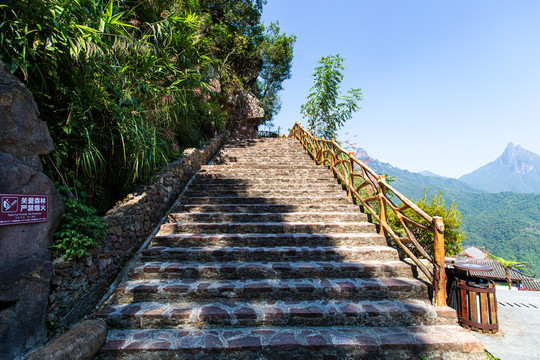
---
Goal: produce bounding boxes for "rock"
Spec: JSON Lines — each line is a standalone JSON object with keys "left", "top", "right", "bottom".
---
{"left": 26, "top": 319, "right": 107, "bottom": 360}
{"left": 0, "top": 61, "right": 53, "bottom": 171}
{"left": 0, "top": 153, "right": 64, "bottom": 261}
{"left": 0, "top": 60, "right": 64, "bottom": 359}
{"left": 0, "top": 255, "right": 51, "bottom": 358}
{"left": 238, "top": 90, "right": 264, "bottom": 120}
{"left": 228, "top": 90, "right": 265, "bottom": 139}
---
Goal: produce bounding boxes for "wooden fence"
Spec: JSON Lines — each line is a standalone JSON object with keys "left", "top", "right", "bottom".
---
{"left": 289, "top": 122, "right": 448, "bottom": 307}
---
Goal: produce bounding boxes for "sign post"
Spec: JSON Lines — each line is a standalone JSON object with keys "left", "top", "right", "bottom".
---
{"left": 0, "top": 194, "right": 49, "bottom": 226}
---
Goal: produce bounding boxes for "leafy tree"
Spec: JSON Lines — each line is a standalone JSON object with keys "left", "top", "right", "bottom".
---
{"left": 388, "top": 189, "right": 465, "bottom": 258}
{"left": 257, "top": 22, "right": 296, "bottom": 124}
{"left": 301, "top": 54, "right": 362, "bottom": 139}
{"left": 490, "top": 254, "right": 529, "bottom": 290}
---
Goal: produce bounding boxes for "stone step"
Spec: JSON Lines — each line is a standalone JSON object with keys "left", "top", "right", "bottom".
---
{"left": 203, "top": 166, "right": 323, "bottom": 172}
{"left": 177, "top": 196, "right": 354, "bottom": 205}
{"left": 151, "top": 233, "right": 388, "bottom": 248}
{"left": 96, "top": 299, "right": 455, "bottom": 329}
{"left": 220, "top": 144, "right": 302, "bottom": 149}
{"left": 129, "top": 260, "right": 412, "bottom": 280}
{"left": 140, "top": 246, "right": 399, "bottom": 263}
{"left": 100, "top": 325, "right": 483, "bottom": 360}
{"left": 214, "top": 155, "right": 312, "bottom": 160}
{"left": 202, "top": 164, "right": 323, "bottom": 170}
{"left": 198, "top": 168, "right": 332, "bottom": 176}
{"left": 192, "top": 173, "right": 337, "bottom": 186}
{"left": 219, "top": 146, "right": 303, "bottom": 151}
{"left": 181, "top": 189, "right": 348, "bottom": 198}
{"left": 221, "top": 143, "right": 300, "bottom": 149}
{"left": 167, "top": 212, "right": 368, "bottom": 223}
{"left": 113, "top": 277, "right": 428, "bottom": 303}
{"left": 169, "top": 204, "right": 361, "bottom": 214}
{"left": 213, "top": 159, "right": 314, "bottom": 165}
{"left": 187, "top": 183, "right": 342, "bottom": 191}
{"left": 189, "top": 177, "right": 336, "bottom": 185}
{"left": 216, "top": 152, "right": 308, "bottom": 157}
{"left": 158, "top": 221, "right": 377, "bottom": 235}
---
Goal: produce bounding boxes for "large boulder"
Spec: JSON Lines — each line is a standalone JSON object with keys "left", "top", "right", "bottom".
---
{"left": 0, "top": 60, "right": 64, "bottom": 358}
{"left": 227, "top": 90, "right": 265, "bottom": 138}
{"left": 0, "top": 63, "right": 53, "bottom": 171}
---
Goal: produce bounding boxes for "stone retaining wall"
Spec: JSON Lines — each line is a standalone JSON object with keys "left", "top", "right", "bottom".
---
{"left": 47, "top": 134, "right": 226, "bottom": 334}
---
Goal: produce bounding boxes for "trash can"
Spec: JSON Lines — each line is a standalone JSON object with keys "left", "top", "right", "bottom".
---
{"left": 449, "top": 262, "right": 499, "bottom": 334}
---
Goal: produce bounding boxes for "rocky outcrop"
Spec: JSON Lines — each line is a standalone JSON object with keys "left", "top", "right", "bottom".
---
{"left": 0, "top": 60, "right": 64, "bottom": 359}
{"left": 0, "top": 62, "right": 53, "bottom": 171}
{"left": 227, "top": 90, "right": 265, "bottom": 139}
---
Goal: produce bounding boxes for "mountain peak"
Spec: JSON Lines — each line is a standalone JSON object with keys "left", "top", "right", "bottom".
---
{"left": 497, "top": 142, "right": 538, "bottom": 174}
{"left": 459, "top": 143, "right": 540, "bottom": 193}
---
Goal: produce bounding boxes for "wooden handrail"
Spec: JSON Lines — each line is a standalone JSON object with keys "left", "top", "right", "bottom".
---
{"left": 289, "top": 122, "right": 447, "bottom": 307}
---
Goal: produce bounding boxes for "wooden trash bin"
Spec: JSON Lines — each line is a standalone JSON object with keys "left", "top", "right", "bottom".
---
{"left": 456, "top": 278, "right": 499, "bottom": 333}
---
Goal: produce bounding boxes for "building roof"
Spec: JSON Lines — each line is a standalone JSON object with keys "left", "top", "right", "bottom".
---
{"left": 460, "top": 247, "right": 487, "bottom": 259}
{"left": 462, "top": 258, "right": 535, "bottom": 281}
{"left": 522, "top": 278, "right": 540, "bottom": 291}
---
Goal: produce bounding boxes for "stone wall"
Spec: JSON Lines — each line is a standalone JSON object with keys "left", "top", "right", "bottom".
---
{"left": 47, "top": 134, "right": 226, "bottom": 333}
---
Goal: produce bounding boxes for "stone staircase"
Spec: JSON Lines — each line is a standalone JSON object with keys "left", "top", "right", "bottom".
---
{"left": 96, "top": 138, "right": 484, "bottom": 359}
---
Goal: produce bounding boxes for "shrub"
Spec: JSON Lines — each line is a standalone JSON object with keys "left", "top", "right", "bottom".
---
{"left": 52, "top": 188, "right": 106, "bottom": 259}
{"left": 388, "top": 189, "right": 464, "bottom": 258}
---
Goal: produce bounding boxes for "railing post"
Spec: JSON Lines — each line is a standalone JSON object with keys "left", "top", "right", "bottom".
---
{"left": 433, "top": 216, "right": 447, "bottom": 307}
{"left": 347, "top": 152, "right": 354, "bottom": 198}
{"left": 331, "top": 139, "right": 336, "bottom": 171}
{"left": 321, "top": 138, "right": 326, "bottom": 165}
{"left": 378, "top": 175, "right": 387, "bottom": 236}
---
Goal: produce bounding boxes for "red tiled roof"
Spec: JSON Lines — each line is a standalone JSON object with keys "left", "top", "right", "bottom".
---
{"left": 522, "top": 278, "right": 540, "bottom": 291}
{"left": 461, "top": 259, "right": 534, "bottom": 281}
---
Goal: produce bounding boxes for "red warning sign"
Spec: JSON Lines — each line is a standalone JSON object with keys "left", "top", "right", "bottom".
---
{"left": 0, "top": 194, "right": 49, "bottom": 226}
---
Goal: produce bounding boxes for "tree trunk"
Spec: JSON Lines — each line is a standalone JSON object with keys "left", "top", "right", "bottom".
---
{"left": 505, "top": 267, "right": 512, "bottom": 290}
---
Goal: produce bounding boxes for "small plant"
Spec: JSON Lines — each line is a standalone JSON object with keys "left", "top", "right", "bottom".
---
{"left": 52, "top": 187, "right": 106, "bottom": 260}
{"left": 490, "top": 254, "right": 529, "bottom": 290}
{"left": 485, "top": 350, "right": 501, "bottom": 360}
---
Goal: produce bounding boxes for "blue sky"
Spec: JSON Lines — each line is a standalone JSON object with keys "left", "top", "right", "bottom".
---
{"left": 261, "top": 0, "right": 540, "bottom": 178}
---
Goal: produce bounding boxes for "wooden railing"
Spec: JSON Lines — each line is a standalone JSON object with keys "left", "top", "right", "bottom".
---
{"left": 289, "top": 122, "right": 447, "bottom": 307}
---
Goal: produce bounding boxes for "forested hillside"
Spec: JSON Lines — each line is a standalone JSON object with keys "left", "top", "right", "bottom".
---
{"left": 453, "top": 192, "right": 540, "bottom": 277}
{"left": 1, "top": 0, "right": 295, "bottom": 212}
{"left": 363, "top": 154, "right": 540, "bottom": 277}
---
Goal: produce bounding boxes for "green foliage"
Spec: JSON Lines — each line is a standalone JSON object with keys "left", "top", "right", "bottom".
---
{"left": 1, "top": 0, "right": 293, "bottom": 213}
{"left": 490, "top": 253, "right": 529, "bottom": 289}
{"left": 257, "top": 22, "right": 296, "bottom": 124}
{"left": 182, "top": 0, "right": 267, "bottom": 92}
{"left": 1, "top": 0, "right": 218, "bottom": 208}
{"left": 53, "top": 188, "right": 106, "bottom": 259}
{"left": 301, "top": 54, "right": 362, "bottom": 139}
{"left": 490, "top": 254, "right": 528, "bottom": 270}
{"left": 388, "top": 189, "right": 464, "bottom": 258}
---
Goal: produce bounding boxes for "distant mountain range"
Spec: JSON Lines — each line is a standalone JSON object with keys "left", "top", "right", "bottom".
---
{"left": 353, "top": 148, "right": 481, "bottom": 200}
{"left": 355, "top": 142, "right": 540, "bottom": 195}
{"left": 353, "top": 144, "right": 540, "bottom": 277}
{"left": 459, "top": 143, "right": 540, "bottom": 193}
